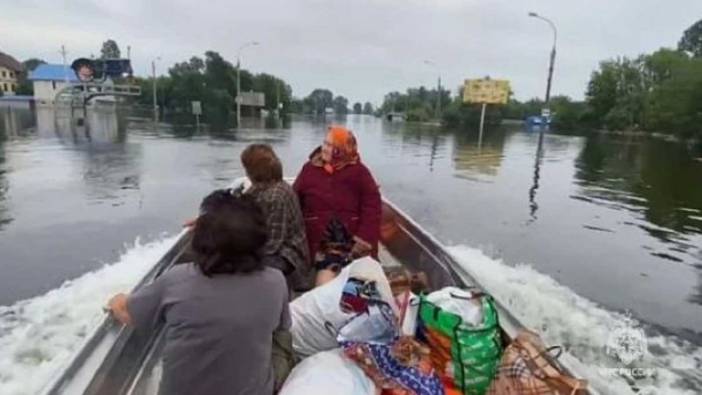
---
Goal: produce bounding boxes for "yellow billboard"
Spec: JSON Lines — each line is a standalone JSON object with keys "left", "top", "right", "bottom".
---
{"left": 463, "top": 79, "right": 511, "bottom": 104}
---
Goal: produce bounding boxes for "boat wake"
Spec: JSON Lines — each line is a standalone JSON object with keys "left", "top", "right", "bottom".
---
{"left": 448, "top": 245, "right": 702, "bottom": 395}
{"left": 0, "top": 235, "right": 179, "bottom": 395}
{"left": 1, "top": 236, "right": 699, "bottom": 395}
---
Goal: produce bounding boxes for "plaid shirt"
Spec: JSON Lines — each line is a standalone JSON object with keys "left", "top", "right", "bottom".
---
{"left": 247, "top": 181, "right": 311, "bottom": 289}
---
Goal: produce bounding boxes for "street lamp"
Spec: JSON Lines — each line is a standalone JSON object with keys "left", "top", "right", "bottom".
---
{"left": 151, "top": 56, "right": 161, "bottom": 122}
{"left": 527, "top": 12, "right": 556, "bottom": 220}
{"left": 236, "top": 41, "right": 260, "bottom": 126}
{"left": 423, "top": 60, "right": 442, "bottom": 120}
{"left": 528, "top": 11, "right": 557, "bottom": 108}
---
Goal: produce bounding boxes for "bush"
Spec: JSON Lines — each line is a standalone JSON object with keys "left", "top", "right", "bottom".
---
{"left": 406, "top": 106, "right": 431, "bottom": 122}
{"left": 604, "top": 107, "right": 631, "bottom": 131}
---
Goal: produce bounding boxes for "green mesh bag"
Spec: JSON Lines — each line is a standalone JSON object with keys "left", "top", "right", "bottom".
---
{"left": 419, "top": 292, "right": 502, "bottom": 395}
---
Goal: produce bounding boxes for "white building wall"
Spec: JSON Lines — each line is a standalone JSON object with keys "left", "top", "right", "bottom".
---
{"left": 33, "top": 80, "right": 72, "bottom": 105}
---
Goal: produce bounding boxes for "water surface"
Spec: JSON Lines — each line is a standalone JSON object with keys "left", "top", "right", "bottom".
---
{"left": 1, "top": 105, "right": 701, "bottom": 344}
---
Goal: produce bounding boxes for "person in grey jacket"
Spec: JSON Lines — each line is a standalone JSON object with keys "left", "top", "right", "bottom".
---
{"left": 108, "top": 191, "right": 289, "bottom": 395}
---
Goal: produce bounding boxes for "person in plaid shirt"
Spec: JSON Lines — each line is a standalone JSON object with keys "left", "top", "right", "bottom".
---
{"left": 241, "top": 144, "right": 313, "bottom": 292}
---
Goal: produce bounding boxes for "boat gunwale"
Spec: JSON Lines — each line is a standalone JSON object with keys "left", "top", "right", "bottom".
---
{"left": 41, "top": 228, "right": 191, "bottom": 395}
{"left": 42, "top": 188, "right": 597, "bottom": 395}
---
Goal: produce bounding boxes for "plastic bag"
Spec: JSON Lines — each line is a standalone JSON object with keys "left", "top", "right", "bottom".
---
{"left": 397, "top": 292, "right": 421, "bottom": 337}
{"left": 335, "top": 302, "right": 398, "bottom": 344}
{"left": 279, "top": 349, "right": 378, "bottom": 395}
{"left": 425, "top": 287, "right": 483, "bottom": 328}
{"left": 290, "top": 257, "right": 398, "bottom": 357}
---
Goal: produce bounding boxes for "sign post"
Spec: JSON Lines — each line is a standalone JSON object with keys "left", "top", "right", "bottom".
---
{"left": 478, "top": 102, "right": 488, "bottom": 147}
{"left": 463, "top": 78, "right": 511, "bottom": 147}
{"left": 191, "top": 101, "right": 202, "bottom": 129}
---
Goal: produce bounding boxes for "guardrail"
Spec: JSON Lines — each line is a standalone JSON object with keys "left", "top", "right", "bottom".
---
{"left": 54, "top": 82, "right": 142, "bottom": 106}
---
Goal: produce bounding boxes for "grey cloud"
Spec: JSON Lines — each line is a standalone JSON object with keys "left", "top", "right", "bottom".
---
{"left": 2, "top": 0, "right": 701, "bottom": 105}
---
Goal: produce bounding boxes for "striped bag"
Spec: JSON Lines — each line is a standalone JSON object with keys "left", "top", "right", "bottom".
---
{"left": 486, "top": 330, "right": 587, "bottom": 395}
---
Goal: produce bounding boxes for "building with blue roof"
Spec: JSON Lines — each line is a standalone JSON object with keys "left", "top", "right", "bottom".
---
{"left": 28, "top": 64, "right": 79, "bottom": 105}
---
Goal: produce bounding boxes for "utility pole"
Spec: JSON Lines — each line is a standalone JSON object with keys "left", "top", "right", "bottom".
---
{"left": 236, "top": 41, "right": 259, "bottom": 126}
{"left": 528, "top": 12, "right": 557, "bottom": 109}
{"left": 276, "top": 82, "right": 280, "bottom": 111}
{"left": 236, "top": 58, "right": 241, "bottom": 124}
{"left": 151, "top": 57, "right": 161, "bottom": 122}
{"left": 423, "top": 60, "right": 441, "bottom": 120}
{"left": 60, "top": 45, "right": 68, "bottom": 83}
{"left": 436, "top": 75, "right": 442, "bottom": 120}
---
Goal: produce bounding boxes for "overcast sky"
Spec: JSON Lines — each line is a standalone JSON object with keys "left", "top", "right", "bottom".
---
{"left": 2, "top": 0, "right": 701, "bottom": 105}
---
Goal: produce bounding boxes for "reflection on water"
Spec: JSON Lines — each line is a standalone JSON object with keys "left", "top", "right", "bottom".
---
{"left": 35, "top": 105, "right": 126, "bottom": 143}
{"left": 452, "top": 129, "right": 506, "bottom": 181}
{"left": 574, "top": 134, "right": 702, "bottom": 264}
{"left": 528, "top": 132, "right": 545, "bottom": 222}
{"left": 0, "top": 139, "right": 8, "bottom": 230}
{"left": 0, "top": 107, "right": 701, "bottom": 342}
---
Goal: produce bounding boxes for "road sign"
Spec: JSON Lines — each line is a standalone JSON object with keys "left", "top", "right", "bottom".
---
{"left": 191, "top": 101, "right": 202, "bottom": 115}
{"left": 238, "top": 92, "right": 265, "bottom": 107}
{"left": 463, "top": 79, "right": 510, "bottom": 104}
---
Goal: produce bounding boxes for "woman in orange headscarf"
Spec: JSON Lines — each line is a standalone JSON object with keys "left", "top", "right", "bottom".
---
{"left": 293, "top": 126, "right": 382, "bottom": 284}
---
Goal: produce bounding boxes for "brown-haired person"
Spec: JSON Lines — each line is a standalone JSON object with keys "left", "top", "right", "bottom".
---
{"left": 241, "top": 144, "right": 312, "bottom": 292}
{"left": 107, "top": 191, "right": 289, "bottom": 395}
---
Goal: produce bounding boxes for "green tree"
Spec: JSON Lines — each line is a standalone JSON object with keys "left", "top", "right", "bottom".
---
{"left": 136, "top": 51, "right": 297, "bottom": 124}
{"left": 678, "top": 19, "right": 702, "bottom": 57}
{"left": 304, "top": 89, "right": 334, "bottom": 115}
{"left": 204, "top": 51, "right": 235, "bottom": 97}
{"left": 352, "top": 102, "right": 362, "bottom": 114}
{"left": 290, "top": 98, "right": 304, "bottom": 114}
{"left": 333, "top": 96, "right": 349, "bottom": 114}
{"left": 363, "top": 102, "right": 374, "bottom": 115}
{"left": 586, "top": 56, "right": 647, "bottom": 130}
{"left": 379, "top": 86, "right": 450, "bottom": 120}
{"left": 501, "top": 98, "right": 543, "bottom": 120}
{"left": 550, "top": 96, "right": 587, "bottom": 132}
{"left": 585, "top": 47, "right": 702, "bottom": 138}
{"left": 644, "top": 56, "right": 702, "bottom": 137}
{"left": 252, "top": 73, "right": 292, "bottom": 113}
{"left": 643, "top": 48, "right": 689, "bottom": 84}
{"left": 168, "top": 56, "right": 206, "bottom": 111}
{"left": 15, "top": 58, "right": 46, "bottom": 95}
{"left": 100, "top": 39, "right": 121, "bottom": 59}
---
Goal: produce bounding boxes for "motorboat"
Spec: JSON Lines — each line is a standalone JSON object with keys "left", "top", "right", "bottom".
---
{"left": 41, "top": 181, "right": 594, "bottom": 395}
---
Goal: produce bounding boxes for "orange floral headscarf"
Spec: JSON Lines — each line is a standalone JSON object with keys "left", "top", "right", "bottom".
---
{"left": 315, "top": 126, "right": 360, "bottom": 173}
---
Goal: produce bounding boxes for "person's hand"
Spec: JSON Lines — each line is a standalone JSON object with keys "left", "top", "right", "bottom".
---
{"left": 107, "top": 293, "right": 132, "bottom": 326}
{"left": 350, "top": 236, "right": 372, "bottom": 259}
{"left": 183, "top": 217, "right": 197, "bottom": 229}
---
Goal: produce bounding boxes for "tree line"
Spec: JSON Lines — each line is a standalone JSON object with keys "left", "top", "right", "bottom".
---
{"left": 379, "top": 87, "right": 449, "bottom": 122}
{"left": 376, "top": 18, "right": 702, "bottom": 140}
{"left": 525, "top": 19, "right": 701, "bottom": 139}
{"left": 498, "top": 18, "right": 702, "bottom": 139}
{"left": 132, "top": 51, "right": 293, "bottom": 125}
{"left": 13, "top": 40, "right": 377, "bottom": 124}
{"left": 289, "top": 88, "right": 374, "bottom": 116}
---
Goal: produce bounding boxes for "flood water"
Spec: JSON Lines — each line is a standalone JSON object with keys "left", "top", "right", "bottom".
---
{"left": 1, "top": 104, "right": 702, "bottom": 393}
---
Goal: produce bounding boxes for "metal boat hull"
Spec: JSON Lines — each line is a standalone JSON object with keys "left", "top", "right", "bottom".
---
{"left": 43, "top": 199, "right": 594, "bottom": 395}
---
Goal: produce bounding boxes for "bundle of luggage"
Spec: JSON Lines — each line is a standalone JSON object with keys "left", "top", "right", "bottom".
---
{"left": 280, "top": 258, "right": 588, "bottom": 395}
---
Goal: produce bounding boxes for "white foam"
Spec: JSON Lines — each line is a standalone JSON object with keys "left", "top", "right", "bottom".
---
{"left": 0, "top": 235, "right": 178, "bottom": 395}
{"left": 448, "top": 245, "right": 702, "bottom": 395}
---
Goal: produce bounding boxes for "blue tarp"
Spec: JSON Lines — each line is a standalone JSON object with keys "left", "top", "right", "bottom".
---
{"left": 28, "top": 64, "right": 79, "bottom": 82}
